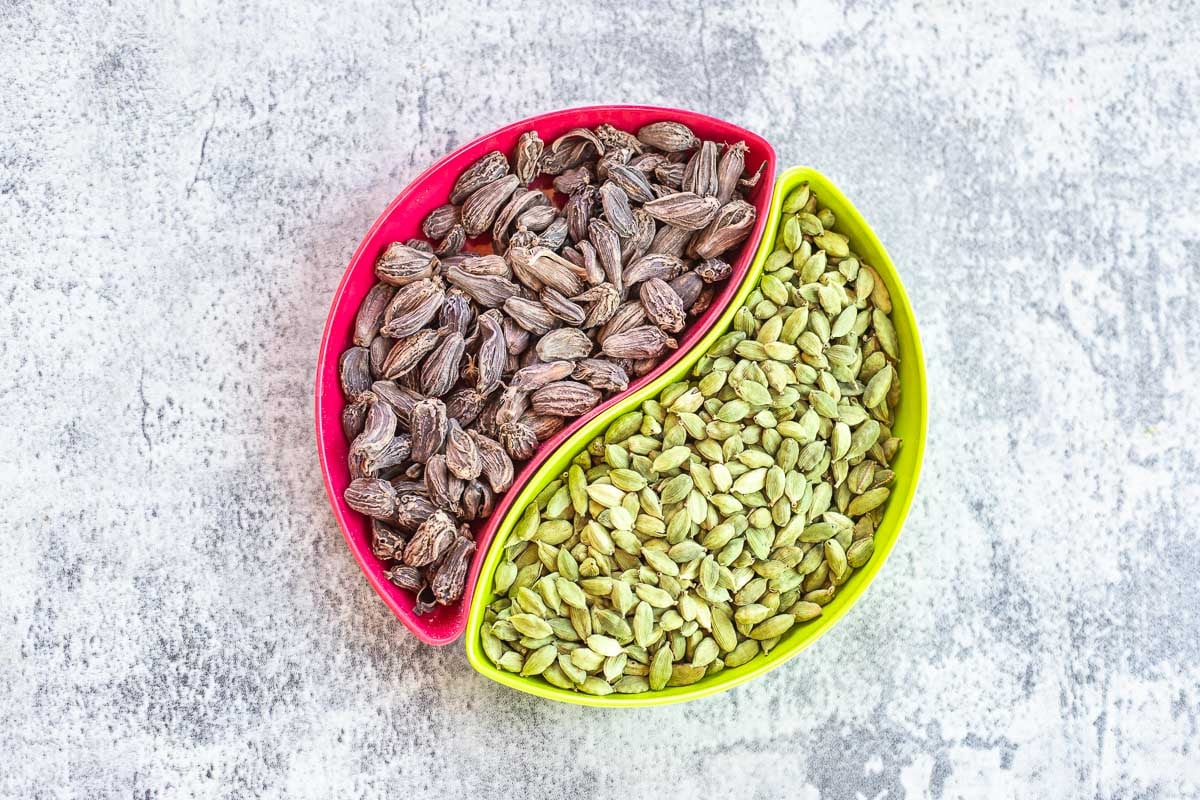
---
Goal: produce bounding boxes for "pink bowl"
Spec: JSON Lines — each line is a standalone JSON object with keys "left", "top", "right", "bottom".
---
{"left": 316, "top": 105, "right": 777, "bottom": 645}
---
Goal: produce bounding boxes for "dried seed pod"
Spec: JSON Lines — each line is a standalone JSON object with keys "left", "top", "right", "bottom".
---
{"left": 517, "top": 205, "right": 558, "bottom": 232}
{"left": 647, "top": 223, "right": 693, "bottom": 257}
{"left": 631, "top": 357, "right": 658, "bottom": 377}
{"left": 457, "top": 254, "right": 511, "bottom": 278}
{"left": 642, "top": 192, "right": 721, "bottom": 230}
{"left": 375, "top": 243, "right": 438, "bottom": 286}
{"left": 576, "top": 240, "right": 605, "bottom": 285}
{"left": 691, "top": 199, "right": 756, "bottom": 260}
{"left": 536, "top": 218, "right": 569, "bottom": 251}
{"left": 381, "top": 278, "right": 445, "bottom": 338}
{"left": 554, "top": 165, "right": 593, "bottom": 195}
{"left": 450, "top": 151, "right": 509, "bottom": 204}
{"left": 503, "top": 297, "right": 558, "bottom": 335}
{"left": 445, "top": 387, "right": 486, "bottom": 427}
{"left": 380, "top": 328, "right": 439, "bottom": 379}
{"left": 409, "top": 398, "right": 448, "bottom": 462}
{"left": 655, "top": 161, "right": 686, "bottom": 189}
{"left": 422, "top": 204, "right": 460, "bottom": 241}
{"left": 368, "top": 335, "right": 393, "bottom": 380}
{"left": 629, "top": 151, "right": 667, "bottom": 173}
{"left": 599, "top": 182, "right": 635, "bottom": 237}
{"left": 669, "top": 271, "right": 704, "bottom": 309}
{"left": 403, "top": 510, "right": 458, "bottom": 567}
{"left": 395, "top": 493, "right": 437, "bottom": 532}
{"left": 345, "top": 478, "right": 398, "bottom": 519}
{"left": 371, "top": 518, "right": 408, "bottom": 560}
{"left": 342, "top": 400, "right": 367, "bottom": 441}
{"left": 371, "top": 381, "right": 421, "bottom": 426}
{"left": 532, "top": 381, "right": 602, "bottom": 416}
{"left": 550, "top": 127, "right": 605, "bottom": 157}
{"left": 588, "top": 218, "right": 623, "bottom": 291}
{"left": 624, "top": 253, "right": 688, "bottom": 286}
{"left": 431, "top": 536, "right": 476, "bottom": 604}
{"left": 695, "top": 257, "right": 732, "bottom": 283}
{"left": 444, "top": 420, "right": 482, "bottom": 480}
{"left": 420, "top": 332, "right": 466, "bottom": 397}
{"left": 639, "top": 278, "right": 687, "bottom": 333}
{"left": 594, "top": 123, "right": 643, "bottom": 153}
{"left": 539, "top": 287, "right": 587, "bottom": 326}
{"left": 596, "top": 149, "right": 631, "bottom": 185}
{"left": 507, "top": 244, "right": 543, "bottom": 292}
{"left": 366, "top": 432, "right": 412, "bottom": 473}
{"left": 599, "top": 300, "right": 648, "bottom": 341}
{"left": 423, "top": 454, "right": 459, "bottom": 512}
{"left": 352, "top": 397, "right": 397, "bottom": 457}
{"left": 385, "top": 563, "right": 423, "bottom": 592}
{"left": 475, "top": 312, "right": 506, "bottom": 395}
{"left": 536, "top": 327, "right": 592, "bottom": 361}
{"left": 492, "top": 188, "right": 548, "bottom": 249}
{"left": 509, "top": 360, "right": 575, "bottom": 392}
{"left": 502, "top": 316, "right": 531, "bottom": 355}
{"left": 445, "top": 266, "right": 520, "bottom": 308}
{"left": 539, "top": 141, "right": 590, "bottom": 175}
{"left": 471, "top": 431, "right": 515, "bottom": 493}
{"left": 622, "top": 209, "right": 657, "bottom": 267}
{"left": 435, "top": 224, "right": 466, "bottom": 257}
{"left": 684, "top": 141, "right": 719, "bottom": 198}
{"left": 606, "top": 163, "right": 656, "bottom": 204}
{"left": 572, "top": 358, "right": 630, "bottom": 392}
{"left": 526, "top": 414, "right": 566, "bottom": 441}
{"left": 716, "top": 141, "right": 748, "bottom": 203}
{"left": 690, "top": 286, "right": 716, "bottom": 316}
{"left": 462, "top": 175, "right": 520, "bottom": 236}
{"left": 573, "top": 282, "right": 622, "bottom": 328}
{"left": 404, "top": 238, "right": 433, "bottom": 252}
{"left": 601, "top": 325, "right": 677, "bottom": 359}
{"left": 458, "top": 480, "right": 487, "bottom": 521}
{"left": 439, "top": 288, "right": 474, "bottom": 336}
{"left": 354, "top": 284, "right": 397, "bottom": 347}
{"left": 495, "top": 386, "right": 530, "bottom": 426}
{"left": 500, "top": 420, "right": 539, "bottom": 460}
{"left": 339, "top": 347, "right": 372, "bottom": 401}
{"left": 515, "top": 131, "right": 544, "bottom": 184}
{"left": 565, "top": 185, "right": 597, "bottom": 243}
{"left": 527, "top": 247, "right": 585, "bottom": 297}
{"left": 637, "top": 121, "right": 699, "bottom": 152}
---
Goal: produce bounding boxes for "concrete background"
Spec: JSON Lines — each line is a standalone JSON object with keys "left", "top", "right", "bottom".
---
{"left": 2, "top": 1, "right": 1198, "bottom": 797}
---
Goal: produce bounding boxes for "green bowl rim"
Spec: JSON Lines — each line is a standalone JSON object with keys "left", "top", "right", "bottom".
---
{"left": 463, "top": 166, "right": 928, "bottom": 707}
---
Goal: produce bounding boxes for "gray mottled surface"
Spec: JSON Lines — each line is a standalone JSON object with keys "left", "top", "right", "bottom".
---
{"left": 2, "top": 1, "right": 1199, "bottom": 797}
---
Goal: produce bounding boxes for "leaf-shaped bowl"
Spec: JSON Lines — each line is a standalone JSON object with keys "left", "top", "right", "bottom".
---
{"left": 315, "top": 106, "right": 776, "bottom": 645}
{"left": 464, "top": 166, "right": 927, "bottom": 704}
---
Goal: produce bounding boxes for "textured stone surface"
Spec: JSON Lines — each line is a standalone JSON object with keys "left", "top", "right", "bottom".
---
{"left": 2, "top": 1, "right": 1199, "bottom": 797}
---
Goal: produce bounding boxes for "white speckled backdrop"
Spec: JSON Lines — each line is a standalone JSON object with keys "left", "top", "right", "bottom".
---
{"left": 3, "top": 1, "right": 1199, "bottom": 797}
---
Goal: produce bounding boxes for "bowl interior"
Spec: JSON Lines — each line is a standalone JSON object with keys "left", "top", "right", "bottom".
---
{"left": 464, "top": 166, "right": 928, "bottom": 705}
{"left": 315, "top": 106, "right": 777, "bottom": 645}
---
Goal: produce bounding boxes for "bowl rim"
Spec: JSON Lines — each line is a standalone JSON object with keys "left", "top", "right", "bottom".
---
{"left": 314, "top": 105, "right": 777, "bottom": 645}
{"left": 463, "top": 165, "right": 929, "bottom": 706}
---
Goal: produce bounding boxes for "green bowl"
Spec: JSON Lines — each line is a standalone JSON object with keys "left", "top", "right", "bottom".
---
{"left": 464, "top": 166, "right": 928, "bottom": 706}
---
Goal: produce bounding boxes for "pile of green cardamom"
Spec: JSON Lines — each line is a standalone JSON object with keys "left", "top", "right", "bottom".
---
{"left": 479, "top": 182, "right": 902, "bottom": 695}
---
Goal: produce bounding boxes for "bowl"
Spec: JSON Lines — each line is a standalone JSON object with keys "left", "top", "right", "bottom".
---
{"left": 315, "top": 106, "right": 777, "bottom": 645}
{"left": 464, "top": 166, "right": 928, "bottom": 705}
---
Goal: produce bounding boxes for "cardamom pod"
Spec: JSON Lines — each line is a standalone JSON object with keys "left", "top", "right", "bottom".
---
{"left": 636, "top": 121, "right": 699, "bottom": 152}
{"left": 607, "top": 163, "right": 656, "bottom": 204}
{"left": 462, "top": 175, "right": 520, "bottom": 236}
{"left": 639, "top": 278, "right": 686, "bottom": 333}
{"left": 642, "top": 192, "right": 721, "bottom": 230}
{"left": 449, "top": 150, "right": 508, "bottom": 204}
{"left": 691, "top": 199, "right": 756, "bottom": 260}
{"left": 420, "top": 331, "right": 466, "bottom": 397}
{"left": 531, "top": 380, "right": 602, "bottom": 416}
{"left": 509, "top": 360, "right": 576, "bottom": 391}
{"left": 444, "top": 420, "right": 482, "bottom": 480}
{"left": 588, "top": 218, "right": 623, "bottom": 292}
{"left": 339, "top": 347, "right": 372, "bottom": 401}
{"left": 539, "top": 287, "right": 587, "bottom": 327}
{"left": 599, "top": 182, "right": 635, "bottom": 237}
{"left": 409, "top": 398, "right": 448, "bottom": 463}
{"left": 402, "top": 510, "right": 457, "bottom": 567}
{"left": 445, "top": 265, "right": 519, "bottom": 308}
{"left": 535, "top": 327, "right": 592, "bottom": 361}
{"left": 344, "top": 477, "right": 397, "bottom": 519}
{"left": 422, "top": 204, "right": 460, "bottom": 241}
{"left": 514, "top": 131, "right": 543, "bottom": 185}
{"left": 353, "top": 283, "right": 396, "bottom": 347}
{"left": 601, "top": 325, "right": 677, "bottom": 359}
{"left": 624, "top": 253, "right": 687, "bottom": 286}
{"left": 715, "top": 141, "right": 748, "bottom": 204}
{"left": 572, "top": 358, "right": 629, "bottom": 392}
{"left": 375, "top": 242, "right": 438, "bottom": 286}
{"left": 381, "top": 278, "right": 445, "bottom": 338}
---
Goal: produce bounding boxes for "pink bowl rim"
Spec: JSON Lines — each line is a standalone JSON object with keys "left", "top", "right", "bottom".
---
{"left": 316, "top": 104, "right": 776, "bottom": 645}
